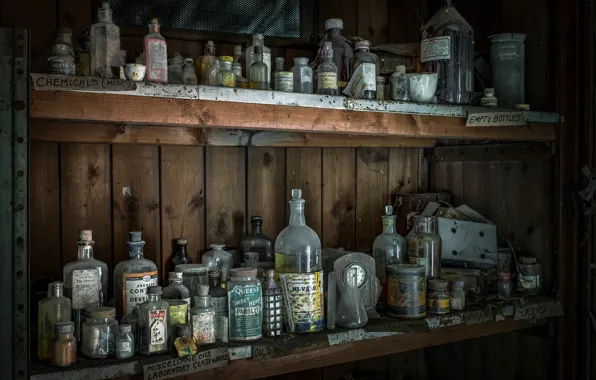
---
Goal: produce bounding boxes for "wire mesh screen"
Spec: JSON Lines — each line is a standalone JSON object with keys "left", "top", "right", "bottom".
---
{"left": 108, "top": 0, "right": 315, "bottom": 38}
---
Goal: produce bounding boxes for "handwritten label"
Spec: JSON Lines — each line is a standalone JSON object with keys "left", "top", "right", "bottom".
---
{"left": 514, "top": 301, "right": 563, "bottom": 321}
{"left": 421, "top": 36, "right": 451, "bottom": 62}
{"left": 143, "top": 347, "right": 230, "bottom": 380}
{"left": 252, "top": 335, "right": 328, "bottom": 361}
{"left": 31, "top": 73, "right": 136, "bottom": 91}
{"left": 71, "top": 268, "right": 100, "bottom": 309}
{"left": 465, "top": 108, "right": 526, "bottom": 127}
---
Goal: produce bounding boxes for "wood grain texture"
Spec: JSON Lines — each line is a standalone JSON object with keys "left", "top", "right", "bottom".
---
{"left": 318, "top": 0, "right": 358, "bottom": 35}
{"left": 286, "top": 148, "right": 322, "bottom": 238}
{"left": 388, "top": 0, "right": 426, "bottom": 43}
{"left": 205, "top": 147, "right": 246, "bottom": 248}
{"left": 357, "top": 0, "right": 390, "bottom": 44}
{"left": 462, "top": 162, "right": 502, "bottom": 228}
{"left": 388, "top": 147, "right": 420, "bottom": 196}
{"left": 160, "top": 146, "right": 205, "bottom": 274}
{"left": 322, "top": 148, "right": 356, "bottom": 249}
{"left": 247, "top": 148, "right": 286, "bottom": 238}
{"left": 112, "top": 145, "right": 161, "bottom": 270}
{"left": 431, "top": 162, "right": 464, "bottom": 205}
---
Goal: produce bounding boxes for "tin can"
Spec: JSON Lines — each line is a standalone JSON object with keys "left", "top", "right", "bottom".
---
{"left": 427, "top": 279, "right": 450, "bottom": 314}
{"left": 386, "top": 264, "right": 426, "bottom": 319}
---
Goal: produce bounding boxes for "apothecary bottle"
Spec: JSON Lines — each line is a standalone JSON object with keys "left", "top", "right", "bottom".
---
{"left": 196, "top": 40, "right": 218, "bottom": 85}
{"left": 202, "top": 244, "right": 233, "bottom": 282}
{"left": 120, "top": 307, "right": 139, "bottom": 352}
{"left": 390, "top": 65, "right": 409, "bottom": 101}
{"left": 481, "top": 88, "right": 498, "bottom": 107}
{"left": 48, "top": 44, "right": 75, "bottom": 75}
{"left": 56, "top": 28, "right": 74, "bottom": 57}
{"left": 262, "top": 269, "right": 282, "bottom": 337}
{"left": 176, "top": 263, "right": 209, "bottom": 303}
{"left": 38, "top": 282, "right": 71, "bottom": 360}
{"left": 250, "top": 45, "right": 269, "bottom": 90}
{"left": 240, "top": 216, "right": 274, "bottom": 262}
{"left": 81, "top": 306, "right": 118, "bottom": 358}
{"left": 233, "top": 62, "right": 248, "bottom": 88}
{"left": 246, "top": 33, "right": 271, "bottom": 84}
{"left": 350, "top": 40, "right": 378, "bottom": 99}
{"left": 292, "top": 57, "right": 313, "bottom": 94}
{"left": 274, "top": 57, "right": 293, "bottom": 92}
{"left": 114, "top": 231, "right": 159, "bottom": 319}
{"left": 228, "top": 268, "right": 262, "bottom": 342}
{"left": 138, "top": 286, "right": 169, "bottom": 355}
{"left": 52, "top": 321, "right": 76, "bottom": 367}
{"left": 450, "top": 279, "right": 466, "bottom": 311}
{"left": 336, "top": 267, "right": 368, "bottom": 328}
{"left": 115, "top": 324, "right": 134, "bottom": 359}
{"left": 144, "top": 18, "right": 167, "bottom": 83}
{"left": 208, "top": 271, "right": 228, "bottom": 341}
{"left": 318, "top": 18, "right": 352, "bottom": 89}
{"left": 216, "top": 56, "right": 236, "bottom": 87}
{"left": 167, "top": 238, "right": 192, "bottom": 275}
{"left": 190, "top": 285, "right": 216, "bottom": 344}
{"left": 167, "top": 52, "right": 184, "bottom": 84}
{"left": 162, "top": 271, "right": 191, "bottom": 333}
{"left": 421, "top": 0, "right": 474, "bottom": 104}
{"left": 182, "top": 58, "right": 198, "bottom": 85}
{"left": 317, "top": 42, "right": 339, "bottom": 96}
{"left": 90, "top": 2, "right": 120, "bottom": 78}
{"left": 63, "top": 230, "right": 108, "bottom": 343}
{"left": 407, "top": 216, "right": 442, "bottom": 279}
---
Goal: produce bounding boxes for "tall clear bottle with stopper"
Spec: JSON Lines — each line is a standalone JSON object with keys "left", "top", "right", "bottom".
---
{"left": 275, "top": 189, "right": 325, "bottom": 333}
{"left": 114, "top": 231, "right": 159, "bottom": 319}
{"left": 90, "top": 2, "right": 120, "bottom": 78}
{"left": 63, "top": 230, "right": 108, "bottom": 343}
{"left": 246, "top": 33, "right": 271, "bottom": 84}
{"left": 138, "top": 286, "right": 169, "bottom": 355}
{"left": 250, "top": 45, "right": 269, "bottom": 90}
{"left": 190, "top": 285, "right": 216, "bottom": 344}
{"left": 144, "top": 18, "right": 168, "bottom": 83}
{"left": 317, "top": 42, "right": 338, "bottom": 96}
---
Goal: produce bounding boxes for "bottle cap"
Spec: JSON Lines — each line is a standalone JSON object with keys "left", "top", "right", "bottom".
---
{"left": 219, "top": 55, "right": 233, "bottom": 62}
{"left": 230, "top": 267, "right": 258, "bottom": 278}
{"left": 291, "top": 189, "right": 302, "bottom": 199}
{"left": 129, "top": 231, "right": 143, "bottom": 242}
{"left": 184, "top": 58, "right": 194, "bottom": 65}
{"left": 86, "top": 306, "right": 116, "bottom": 318}
{"left": 254, "top": 45, "right": 263, "bottom": 55}
{"left": 354, "top": 40, "right": 370, "bottom": 50}
{"left": 394, "top": 65, "right": 406, "bottom": 74}
{"left": 79, "top": 230, "right": 93, "bottom": 242}
{"left": 169, "top": 271, "right": 183, "bottom": 280}
{"left": 147, "top": 286, "right": 163, "bottom": 295}
{"left": 176, "top": 263, "right": 208, "bottom": 274}
{"left": 234, "top": 45, "right": 242, "bottom": 56}
{"left": 208, "top": 270, "right": 222, "bottom": 278}
{"left": 325, "top": 18, "right": 344, "bottom": 31}
{"left": 293, "top": 57, "right": 309, "bottom": 65}
{"left": 54, "top": 321, "right": 74, "bottom": 334}
{"left": 197, "top": 284, "right": 210, "bottom": 296}
{"left": 209, "top": 244, "right": 226, "bottom": 250}
{"left": 384, "top": 205, "right": 393, "bottom": 216}
{"left": 120, "top": 324, "right": 132, "bottom": 333}
{"left": 265, "top": 269, "right": 276, "bottom": 278}
{"left": 176, "top": 238, "right": 188, "bottom": 246}
{"left": 206, "top": 40, "right": 215, "bottom": 47}
{"left": 253, "top": 33, "right": 265, "bottom": 40}
{"left": 250, "top": 215, "right": 263, "bottom": 224}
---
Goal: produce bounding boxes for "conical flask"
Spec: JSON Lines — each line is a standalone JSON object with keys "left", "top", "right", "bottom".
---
{"left": 336, "top": 267, "right": 368, "bottom": 328}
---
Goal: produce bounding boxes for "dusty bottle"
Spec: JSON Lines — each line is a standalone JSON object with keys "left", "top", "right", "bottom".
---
{"left": 167, "top": 52, "right": 184, "bottom": 84}
{"left": 233, "top": 62, "right": 249, "bottom": 88}
{"left": 190, "top": 285, "right": 216, "bottom": 344}
{"left": 407, "top": 216, "right": 442, "bottom": 279}
{"left": 81, "top": 306, "right": 118, "bottom": 358}
{"left": 349, "top": 40, "right": 378, "bottom": 99}
{"left": 208, "top": 271, "right": 227, "bottom": 341}
{"left": 318, "top": 18, "right": 352, "bottom": 89}
{"left": 120, "top": 307, "right": 139, "bottom": 352}
{"left": 115, "top": 324, "right": 134, "bottom": 359}
{"left": 196, "top": 41, "right": 218, "bottom": 85}
{"left": 38, "top": 282, "right": 72, "bottom": 360}
{"left": 162, "top": 272, "right": 191, "bottom": 336}
{"left": 250, "top": 45, "right": 269, "bottom": 90}
{"left": 240, "top": 216, "right": 274, "bottom": 262}
{"left": 336, "top": 267, "right": 368, "bottom": 328}
{"left": 390, "top": 65, "right": 409, "bottom": 101}
{"left": 202, "top": 244, "right": 233, "bottom": 282}
{"left": 138, "top": 286, "right": 169, "bottom": 355}
{"left": 274, "top": 57, "right": 293, "bottom": 92}
{"left": 246, "top": 33, "right": 271, "bottom": 84}
{"left": 181, "top": 58, "right": 198, "bottom": 85}
{"left": 90, "top": 2, "right": 120, "bottom": 78}
{"left": 113, "top": 231, "right": 159, "bottom": 319}
{"left": 144, "top": 18, "right": 167, "bottom": 83}
{"left": 167, "top": 238, "right": 192, "bottom": 275}
{"left": 262, "top": 269, "right": 282, "bottom": 337}
{"left": 227, "top": 268, "right": 263, "bottom": 342}
{"left": 48, "top": 44, "right": 75, "bottom": 75}
{"left": 317, "top": 42, "right": 338, "bottom": 96}
{"left": 52, "top": 321, "right": 77, "bottom": 367}
{"left": 292, "top": 57, "right": 313, "bottom": 94}
{"left": 216, "top": 56, "right": 236, "bottom": 87}
{"left": 63, "top": 230, "right": 108, "bottom": 344}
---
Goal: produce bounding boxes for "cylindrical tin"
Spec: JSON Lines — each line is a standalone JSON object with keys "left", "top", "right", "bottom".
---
{"left": 386, "top": 264, "right": 426, "bottom": 319}
{"left": 427, "top": 279, "right": 450, "bottom": 314}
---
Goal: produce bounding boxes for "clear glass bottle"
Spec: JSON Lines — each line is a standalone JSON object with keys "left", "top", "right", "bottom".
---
{"left": 176, "top": 264, "right": 209, "bottom": 303}
{"left": 250, "top": 45, "right": 269, "bottom": 90}
{"left": 292, "top": 57, "right": 313, "bottom": 94}
{"left": 166, "top": 238, "right": 192, "bottom": 276}
{"left": 240, "top": 216, "right": 274, "bottom": 262}
{"left": 120, "top": 307, "right": 139, "bottom": 352}
{"left": 390, "top": 65, "right": 409, "bottom": 101}
{"left": 233, "top": 45, "right": 243, "bottom": 63}
{"left": 350, "top": 40, "right": 378, "bottom": 99}
{"left": 162, "top": 271, "right": 191, "bottom": 333}
{"left": 216, "top": 56, "right": 236, "bottom": 87}
{"left": 114, "top": 231, "right": 159, "bottom": 319}
{"left": 190, "top": 285, "right": 216, "bottom": 344}
{"left": 208, "top": 59, "right": 220, "bottom": 86}
{"left": 196, "top": 40, "right": 218, "bottom": 85}
{"left": 246, "top": 33, "right": 271, "bottom": 84}
{"left": 90, "top": 2, "right": 120, "bottom": 78}
{"left": 274, "top": 57, "right": 293, "bottom": 92}
{"left": 208, "top": 271, "right": 227, "bottom": 341}
{"left": 38, "top": 282, "right": 71, "bottom": 360}
{"left": 227, "top": 268, "right": 263, "bottom": 342}
{"left": 317, "top": 42, "right": 339, "bottom": 96}
{"left": 421, "top": 0, "right": 474, "bottom": 104}
{"left": 182, "top": 58, "right": 198, "bottom": 85}
{"left": 63, "top": 230, "right": 108, "bottom": 344}
{"left": 144, "top": 18, "right": 167, "bottom": 83}
{"left": 450, "top": 279, "right": 466, "bottom": 310}
{"left": 376, "top": 76, "right": 385, "bottom": 100}
{"left": 233, "top": 62, "right": 248, "bottom": 88}
{"left": 115, "top": 324, "right": 134, "bottom": 359}
{"left": 56, "top": 28, "right": 74, "bottom": 57}
{"left": 48, "top": 44, "right": 75, "bottom": 75}
{"left": 81, "top": 306, "right": 118, "bottom": 358}
{"left": 318, "top": 18, "right": 353, "bottom": 90}
{"left": 167, "top": 52, "right": 184, "bottom": 84}
{"left": 52, "top": 322, "right": 77, "bottom": 367}
{"left": 262, "top": 269, "right": 282, "bottom": 337}
{"left": 336, "top": 267, "right": 368, "bottom": 328}
{"left": 202, "top": 244, "right": 233, "bottom": 282}
{"left": 407, "top": 216, "right": 442, "bottom": 279}
{"left": 138, "top": 286, "right": 169, "bottom": 355}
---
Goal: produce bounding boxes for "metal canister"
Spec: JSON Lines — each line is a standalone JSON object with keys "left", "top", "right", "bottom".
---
{"left": 386, "top": 264, "right": 426, "bottom": 319}
{"left": 427, "top": 279, "right": 450, "bottom": 314}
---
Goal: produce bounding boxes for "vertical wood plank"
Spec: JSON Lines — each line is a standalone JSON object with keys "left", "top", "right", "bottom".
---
{"left": 462, "top": 161, "right": 502, "bottom": 227}
{"left": 30, "top": 142, "right": 61, "bottom": 281}
{"left": 430, "top": 162, "right": 464, "bottom": 205}
{"left": 112, "top": 145, "right": 161, "bottom": 273}
{"left": 318, "top": 0, "right": 358, "bottom": 35}
{"left": 356, "top": 356, "right": 387, "bottom": 378}
{"left": 160, "top": 146, "right": 205, "bottom": 274}
{"left": 205, "top": 147, "right": 246, "bottom": 248}
{"left": 388, "top": 0, "right": 426, "bottom": 43}
{"left": 356, "top": 148, "right": 389, "bottom": 251}
{"left": 322, "top": 148, "right": 356, "bottom": 250}
{"left": 322, "top": 362, "right": 356, "bottom": 380}
{"left": 247, "top": 148, "right": 286, "bottom": 238}
{"left": 388, "top": 147, "right": 419, "bottom": 195}
{"left": 387, "top": 351, "right": 422, "bottom": 380}
{"left": 286, "top": 148, "right": 322, "bottom": 238}
{"left": 357, "top": 0, "right": 390, "bottom": 45}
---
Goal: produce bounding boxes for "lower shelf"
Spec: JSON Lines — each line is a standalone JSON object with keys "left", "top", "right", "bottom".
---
{"left": 31, "top": 297, "right": 561, "bottom": 380}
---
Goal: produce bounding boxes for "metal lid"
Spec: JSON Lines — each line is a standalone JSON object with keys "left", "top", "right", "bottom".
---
{"left": 147, "top": 286, "right": 162, "bottom": 295}
{"left": 483, "top": 87, "right": 495, "bottom": 95}
{"left": 219, "top": 55, "right": 233, "bottom": 62}
{"left": 79, "top": 230, "right": 93, "bottom": 242}
{"left": 169, "top": 271, "right": 183, "bottom": 280}
{"left": 325, "top": 18, "right": 343, "bottom": 31}
{"left": 354, "top": 40, "right": 370, "bottom": 50}
{"left": 264, "top": 269, "right": 276, "bottom": 278}
{"left": 451, "top": 279, "right": 465, "bottom": 289}
{"left": 176, "top": 238, "right": 188, "bottom": 245}
{"left": 176, "top": 263, "right": 208, "bottom": 274}
{"left": 428, "top": 279, "right": 449, "bottom": 289}
{"left": 394, "top": 65, "right": 406, "bottom": 73}
{"left": 86, "top": 306, "right": 116, "bottom": 318}
{"left": 384, "top": 205, "right": 393, "bottom": 216}
{"left": 519, "top": 256, "right": 538, "bottom": 265}
{"left": 230, "top": 267, "right": 258, "bottom": 278}
{"left": 387, "top": 263, "right": 425, "bottom": 274}
{"left": 208, "top": 270, "right": 222, "bottom": 278}
{"left": 54, "top": 321, "right": 74, "bottom": 334}
{"left": 119, "top": 324, "right": 132, "bottom": 333}
{"left": 197, "top": 284, "right": 210, "bottom": 296}
{"left": 128, "top": 231, "right": 143, "bottom": 242}
{"left": 291, "top": 189, "right": 302, "bottom": 200}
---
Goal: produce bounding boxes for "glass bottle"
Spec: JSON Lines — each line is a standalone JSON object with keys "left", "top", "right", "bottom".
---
{"left": 76, "top": 30, "right": 91, "bottom": 76}
{"left": 450, "top": 279, "right": 466, "bottom": 311}
{"left": 190, "top": 285, "right": 216, "bottom": 344}
{"left": 350, "top": 40, "right": 378, "bottom": 99}
{"left": 421, "top": 0, "right": 474, "bottom": 104}
{"left": 196, "top": 40, "right": 218, "bottom": 85}
{"left": 250, "top": 45, "right": 269, "bottom": 90}
{"left": 167, "top": 238, "right": 192, "bottom": 275}
{"left": 407, "top": 216, "right": 442, "bottom": 279}
{"left": 90, "top": 2, "right": 120, "bottom": 78}
{"left": 56, "top": 28, "right": 74, "bottom": 57}
{"left": 182, "top": 58, "right": 198, "bottom": 85}
{"left": 144, "top": 18, "right": 167, "bottom": 83}
{"left": 376, "top": 76, "right": 385, "bottom": 100}
{"left": 114, "top": 231, "right": 159, "bottom": 319}
{"left": 38, "top": 282, "right": 71, "bottom": 360}
{"left": 427, "top": 279, "right": 450, "bottom": 315}
{"left": 208, "top": 59, "right": 220, "bottom": 86}
{"left": 318, "top": 18, "right": 353, "bottom": 89}
{"left": 274, "top": 57, "right": 293, "bottom": 92}
{"left": 233, "top": 45, "right": 243, "bottom": 63}
{"left": 262, "top": 269, "right": 282, "bottom": 337}
{"left": 233, "top": 62, "right": 249, "bottom": 88}
{"left": 120, "top": 307, "right": 139, "bottom": 352}
{"left": 81, "top": 306, "right": 118, "bottom": 358}
{"left": 336, "top": 267, "right": 368, "bottom": 328}
{"left": 240, "top": 216, "right": 274, "bottom": 262}
{"left": 216, "top": 56, "right": 236, "bottom": 87}
{"left": 292, "top": 57, "right": 313, "bottom": 94}
{"left": 52, "top": 322, "right": 76, "bottom": 367}
{"left": 115, "top": 324, "right": 134, "bottom": 359}
{"left": 481, "top": 87, "right": 498, "bottom": 107}
{"left": 246, "top": 33, "right": 271, "bottom": 84}
{"left": 390, "top": 65, "right": 409, "bottom": 101}
{"left": 489, "top": 33, "right": 526, "bottom": 109}
{"left": 176, "top": 264, "right": 209, "bottom": 303}
{"left": 138, "top": 286, "right": 169, "bottom": 355}
{"left": 63, "top": 230, "right": 108, "bottom": 344}
{"left": 162, "top": 272, "right": 191, "bottom": 335}
{"left": 167, "top": 52, "right": 184, "bottom": 84}
{"left": 202, "top": 244, "right": 233, "bottom": 282}
{"left": 48, "top": 44, "right": 75, "bottom": 75}
{"left": 208, "top": 271, "right": 228, "bottom": 341}
{"left": 317, "top": 42, "right": 338, "bottom": 96}
{"left": 227, "top": 268, "right": 263, "bottom": 342}
{"left": 497, "top": 272, "right": 514, "bottom": 298}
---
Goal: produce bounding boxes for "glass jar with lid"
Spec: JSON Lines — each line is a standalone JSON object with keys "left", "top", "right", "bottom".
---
{"left": 81, "top": 306, "right": 118, "bottom": 359}
{"left": 115, "top": 324, "right": 134, "bottom": 359}
{"left": 52, "top": 321, "right": 77, "bottom": 367}
{"left": 48, "top": 44, "right": 75, "bottom": 75}
{"left": 202, "top": 244, "right": 233, "bottom": 282}
{"left": 292, "top": 57, "right": 313, "bottom": 94}
{"left": 407, "top": 215, "right": 442, "bottom": 279}
{"left": 175, "top": 263, "right": 209, "bottom": 303}
{"left": 427, "top": 279, "right": 450, "bottom": 315}
{"left": 227, "top": 268, "right": 263, "bottom": 342}
{"left": 216, "top": 56, "right": 235, "bottom": 87}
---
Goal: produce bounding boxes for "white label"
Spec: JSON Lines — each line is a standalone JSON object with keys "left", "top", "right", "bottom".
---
{"left": 465, "top": 108, "right": 526, "bottom": 127}
{"left": 149, "top": 309, "right": 167, "bottom": 352}
{"left": 361, "top": 63, "right": 376, "bottom": 90}
{"left": 143, "top": 347, "right": 230, "bottom": 380}
{"left": 520, "top": 274, "right": 540, "bottom": 290}
{"left": 278, "top": 272, "right": 324, "bottom": 333}
{"left": 117, "top": 341, "right": 131, "bottom": 352}
{"left": 192, "top": 314, "right": 216, "bottom": 344}
{"left": 72, "top": 269, "right": 101, "bottom": 309}
{"left": 317, "top": 72, "right": 337, "bottom": 90}
{"left": 300, "top": 71, "right": 312, "bottom": 84}
{"left": 210, "top": 297, "right": 227, "bottom": 340}
{"left": 123, "top": 271, "right": 159, "bottom": 314}
{"left": 145, "top": 38, "right": 168, "bottom": 82}
{"left": 421, "top": 36, "right": 451, "bottom": 63}
{"left": 274, "top": 72, "right": 294, "bottom": 92}
{"left": 514, "top": 301, "right": 563, "bottom": 321}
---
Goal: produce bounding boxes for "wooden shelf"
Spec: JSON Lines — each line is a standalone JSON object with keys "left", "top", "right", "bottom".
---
{"left": 29, "top": 81, "right": 558, "bottom": 145}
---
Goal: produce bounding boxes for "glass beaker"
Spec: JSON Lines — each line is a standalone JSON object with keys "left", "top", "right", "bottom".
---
{"left": 336, "top": 267, "right": 368, "bottom": 328}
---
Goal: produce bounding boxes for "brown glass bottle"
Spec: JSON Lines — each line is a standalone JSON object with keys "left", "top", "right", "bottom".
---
{"left": 240, "top": 216, "right": 274, "bottom": 262}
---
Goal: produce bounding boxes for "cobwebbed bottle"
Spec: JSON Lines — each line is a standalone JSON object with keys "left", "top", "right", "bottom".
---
{"left": 317, "top": 42, "right": 338, "bottom": 96}
{"left": 90, "top": 2, "right": 120, "bottom": 78}
{"left": 38, "top": 282, "right": 71, "bottom": 360}
{"left": 318, "top": 18, "right": 353, "bottom": 90}
{"left": 250, "top": 45, "right": 269, "bottom": 90}
{"left": 246, "top": 33, "right": 271, "bottom": 84}
{"left": 350, "top": 40, "right": 378, "bottom": 99}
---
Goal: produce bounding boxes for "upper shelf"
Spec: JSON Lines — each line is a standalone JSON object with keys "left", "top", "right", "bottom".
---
{"left": 29, "top": 77, "right": 559, "bottom": 142}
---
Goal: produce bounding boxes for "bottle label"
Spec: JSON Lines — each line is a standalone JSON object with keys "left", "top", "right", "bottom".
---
{"left": 278, "top": 271, "right": 325, "bottom": 333}
{"left": 427, "top": 293, "right": 450, "bottom": 314}
{"left": 210, "top": 296, "right": 227, "bottom": 340}
{"left": 481, "top": 97, "right": 498, "bottom": 107}
{"left": 317, "top": 72, "right": 338, "bottom": 90}
{"left": 228, "top": 284, "right": 262, "bottom": 341}
{"left": 148, "top": 308, "right": 167, "bottom": 353}
{"left": 117, "top": 341, "right": 131, "bottom": 353}
{"left": 145, "top": 38, "right": 168, "bottom": 82}
{"left": 387, "top": 272, "right": 426, "bottom": 318}
{"left": 420, "top": 36, "right": 451, "bottom": 62}
{"left": 191, "top": 313, "right": 216, "bottom": 343}
{"left": 221, "top": 72, "right": 235, "bottom": 88}
{"left": 361, "top": 63, "right": 376, "bottom": 90}
{"left": 519, "top": 274, "right": 540, "bottom": 290}
{"left": 274, "top": 72, "right": 294, "bottom": 92}
{"left": 122, "top": 271, "right": 158, "bottom": 314}
{"left": 71, "top": 268, "right": 101, "bottom": 309}
{"left": 300, "top": 70, "right": 313, "bottom": 84}
{"left": 168, "top": 302, "right": 189, "bottom": 325}
{"left": 48, "top": 58, "right": 75, "bottom": 75}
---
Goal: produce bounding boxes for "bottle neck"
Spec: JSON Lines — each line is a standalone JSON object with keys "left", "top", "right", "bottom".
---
{"left": 254, "top": 54, "right": 263, "bottom": 63}
{"left": 77, "top": 243, "right": 94, "bottom": 260}
{"left": 194, "top": 296, "right": 209, "bottom": 308}
{"left": 169, "top": 278, "right": 183, "bottom": 285}
{"left": 414, "top": 220, "right": 434, "bottom": 233}
{"left": 209, "top": 276, "right": 221, "bottom": 288}
{"left": 264, "top": 276, "right": 277, "bottom": 289}
{"left": 147, "top": 294, "right": 161, "bottom": 302}
{"left": 205, "top": 46, "right": 215, "bottom": 56}
{"left": 176, "top": 245, "right": 187, "bottom": 258}
{"left": 128, "top": 241, "right": 144, "bottom": 259}
{"left": 382, "top": 216, "right": 396, "bottom": 233}
{"left": 252, "top": 36, "right": 264, "bottom": 46}
{"left": 149, "top": 24, "right": 160, "bottom": 34}
{"left": 328, "top": 28, "right": 342, "bottom": 37}
{"left": 294, "top": 58, "right": 308, "bottom": 66}
{"left": 289, "top": 202, "right": 306, "bottom": 226}
{"left": 251, "top": 223, "right": 263, "bottom": 235}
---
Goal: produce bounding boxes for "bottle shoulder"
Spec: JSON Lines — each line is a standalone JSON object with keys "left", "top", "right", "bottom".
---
{"left": 275, "top": 225, "right": 322, "bottom": 250}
